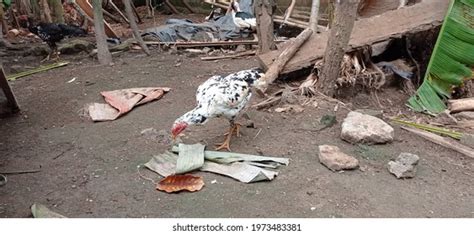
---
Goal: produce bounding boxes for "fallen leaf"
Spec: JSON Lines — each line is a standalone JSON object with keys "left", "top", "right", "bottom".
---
{"left": 156, "top": 175, "right": 204, "bottom": 193}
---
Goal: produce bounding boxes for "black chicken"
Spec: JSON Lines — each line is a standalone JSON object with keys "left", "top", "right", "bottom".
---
{"left": 19, "top": 16, "right": 87, "bottom": 61}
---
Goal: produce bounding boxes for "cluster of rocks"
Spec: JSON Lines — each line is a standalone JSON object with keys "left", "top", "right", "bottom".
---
{"left": 317, "top": 110, "right": 419, "bottom": 179}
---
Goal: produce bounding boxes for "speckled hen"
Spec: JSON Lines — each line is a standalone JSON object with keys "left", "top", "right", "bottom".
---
{"left": 171, "top": 68, "right": 264, "bottom": 151}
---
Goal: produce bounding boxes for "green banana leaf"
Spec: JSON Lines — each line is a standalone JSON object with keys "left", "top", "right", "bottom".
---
{"left": 408, "top": 0, "right": 474, "bottom": 114}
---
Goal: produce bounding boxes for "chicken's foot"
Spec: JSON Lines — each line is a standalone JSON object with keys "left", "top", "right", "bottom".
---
{"left": 215, "top": 123, "right": 241, "bottom": 151}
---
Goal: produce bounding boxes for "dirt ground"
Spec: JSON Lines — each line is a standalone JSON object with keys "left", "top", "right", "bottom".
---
{"left": 1, "top": 8, "right": 474, "bottom": 216}
{"left": 1, "top": 49, "right": 473, "bottom": 218}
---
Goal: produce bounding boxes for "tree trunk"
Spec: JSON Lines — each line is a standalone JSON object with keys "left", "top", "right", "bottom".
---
{"left": 254, "top": 0, "right": 276, "bottom": 54}
{"left": 39, "top": 0, "right": 53, "bottom": 23}
{"left": 48, "top": 0, "right": 64, "bottom": 23}
{"left": 92, "top": 0, "right": 112, "bottom": 65}
{"left": 122, "top": 0, "right": 150, "bottom": 55}
{"left": 318, "top": 0, "right": 359, "bottom": 97}
{"left": 309, "top": 0, "right": 320, "bottom": 31}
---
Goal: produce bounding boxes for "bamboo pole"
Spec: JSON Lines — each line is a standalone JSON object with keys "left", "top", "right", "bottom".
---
{"left": 6, "top": 62, "right": 69, "bottom": 81}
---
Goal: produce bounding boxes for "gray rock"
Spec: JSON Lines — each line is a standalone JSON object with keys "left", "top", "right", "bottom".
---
{"left": 388, "top": 153, "right": 420, "bottom": 178}
{"left": 318, "top": 145, "right": 359, "bottom": 171}
{"left": 341, "top": 111, "right": 394, "bottom": 144}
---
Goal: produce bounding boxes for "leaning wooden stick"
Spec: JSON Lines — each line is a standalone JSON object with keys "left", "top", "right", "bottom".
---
{"left": 255, "top": 28, "right": 313, "bottom": 94}
{"left": 123, "top": 0, "right": 150, "bottom": 55}
{"left": 401, "top": 126, "right": 474, "bottom": 159}
{"left": 0, "top": 66, "right": 20, "bottom": 112}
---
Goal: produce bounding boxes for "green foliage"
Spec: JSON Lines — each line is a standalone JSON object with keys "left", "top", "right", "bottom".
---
{"left": 408, "top": 0, "right": 474, "bottom": 114}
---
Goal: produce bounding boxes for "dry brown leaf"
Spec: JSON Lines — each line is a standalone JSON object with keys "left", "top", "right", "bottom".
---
{"left": 156, "top": 175, "right": 204, "bottom": 193}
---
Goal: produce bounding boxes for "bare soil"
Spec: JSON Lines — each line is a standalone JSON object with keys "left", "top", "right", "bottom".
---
{"left": 0, "top": 14, "right": 473, "bottom": 217}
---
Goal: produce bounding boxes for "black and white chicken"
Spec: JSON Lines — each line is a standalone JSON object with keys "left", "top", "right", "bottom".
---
{"left": 206, "top": 1, "right": 256, "bottom": 31}
{"left": 228, "top": 1, "right": 256, "bottom": 31}
{"left": 171, "top": 68, "right": 264, "bottom": 151}
{"left": 19, "top": 16, "right": 87, "bottom": 61}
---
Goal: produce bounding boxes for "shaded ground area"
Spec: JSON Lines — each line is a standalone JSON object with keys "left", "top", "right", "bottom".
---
{"left": 0, "top": 50, "right": 473, "bottom": 218}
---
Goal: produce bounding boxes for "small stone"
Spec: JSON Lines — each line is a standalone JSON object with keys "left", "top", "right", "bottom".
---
{"left": 202, "top": 47, "right": 211, "bottom": 54}
{"left": 318, "top": 145, "right": 359, "bottom": 172}
{"left": 71, "top": 185, "right": 77, "bottom": 189}
{"left": 388, "top": 153, "right": 420, "bottom": 178}
{"left": 310, "top": 207, "right": 316, "bottom": 211}
{"left": 235, "top": 45, "right": 247, "bottom": 53}
{"left": 341, "top": 111, "right": 394, "bottom": 144}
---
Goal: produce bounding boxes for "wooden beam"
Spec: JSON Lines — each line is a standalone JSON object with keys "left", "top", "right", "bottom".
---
{"left": 201, "top": 51, "right": 256, "bottom": 61}
{"left": 258, "top": 0, "right": 450, "bottom": 74}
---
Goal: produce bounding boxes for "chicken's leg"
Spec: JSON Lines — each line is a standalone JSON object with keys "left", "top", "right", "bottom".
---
{"left": 42, "top": 43, "right": 58, "bottom": 62}
{"left": 215, "top": 122, "right": 241, "bottom": 151}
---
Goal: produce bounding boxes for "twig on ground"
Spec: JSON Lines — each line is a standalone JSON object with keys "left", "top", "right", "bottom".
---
{"left": 0, "top": 168, "right": 42, "bottom": 174}
{"left": 137, "top": 164, "right": 157, "bottom": 184}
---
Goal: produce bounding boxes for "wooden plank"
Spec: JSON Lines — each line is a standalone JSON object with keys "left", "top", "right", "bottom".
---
{"left": 0, "top": 66, "right": 20, "bottom": 113}
{"left": 258, "top": 0, "right": 450, "bottom": 74}
{"left": 201, "top": 51, "right": 256, "bottom": 61}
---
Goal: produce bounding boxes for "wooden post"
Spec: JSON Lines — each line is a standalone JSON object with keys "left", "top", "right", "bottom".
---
{"left": 317, "top": 0, "right": 360, "bottom": 97}
{"left": 255, "top": 0, "right": 276, "bottom": 54}
{"left": 0, "top": 66, "right": 20, "bottom": 113}
{"left": 309, "top": 0, "right": 320, "bottom": 31}
{"left": 92, "top": 0, "right": 112, "bottom": 65}
{"left": 122, "top": 0, "right": 150, "bottom": 56}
